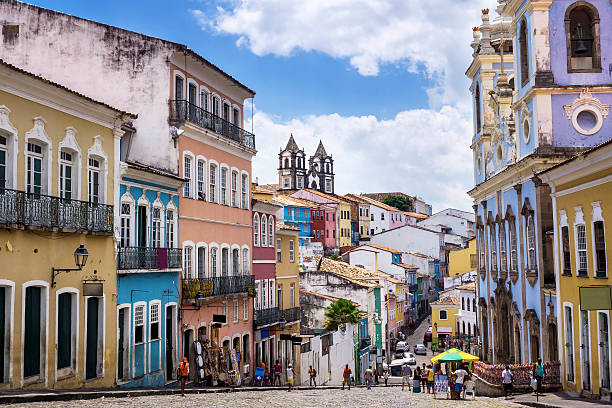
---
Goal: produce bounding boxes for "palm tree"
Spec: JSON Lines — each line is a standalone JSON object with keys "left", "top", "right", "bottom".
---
{"left": 324, "top": 298, "right": 365, "bottom": 332}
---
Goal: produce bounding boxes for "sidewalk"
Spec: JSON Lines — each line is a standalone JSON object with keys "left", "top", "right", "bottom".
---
{"left": 0, "top": 383, "right": 400, "bottom": 405}
{"left": 512, "top": 391, "right": 612, "bottom": 408}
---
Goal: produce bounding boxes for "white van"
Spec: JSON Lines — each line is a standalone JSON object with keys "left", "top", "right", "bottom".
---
{"left": 384, "top": 359, "right": 410, "bottom": 385}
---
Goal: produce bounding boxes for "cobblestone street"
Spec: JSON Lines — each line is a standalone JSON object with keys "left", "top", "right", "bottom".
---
{"left": 13, "top": 388, "right": 518, "bottom": 408}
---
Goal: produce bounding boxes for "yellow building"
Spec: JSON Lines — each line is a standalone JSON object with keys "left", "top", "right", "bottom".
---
{"left": 448, "top": 238, "right": 477, "bottom": 277}
{"left": 0, "top": 61, "right": 132, "bottom": 389}
{"left": 396, "top": 283, "right": 405, "bottom": 330}
{"left": 539, "top": 140, "right": 612, "bottom": 397}
{"left": 343, "top": 194, "right": 371, "bottom": 240}
{"left": 275, "top": 223, "right": 302, "bottom": 383}
{"left": 252, "top": 183, "right": 276, "bottom": 203}
{"left": 431, "top": 295, "right": 460, "bottom": 349}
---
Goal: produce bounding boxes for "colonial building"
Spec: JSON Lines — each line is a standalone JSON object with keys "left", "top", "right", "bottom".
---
{"left": 278, "top": 135, "right": 334, "bottom": 194}
{"left": 539, "top": 140, "right": 612, "bottom": 397}
{"left": 467, "top": 1, "right": 611, "bottom": 367}
{"left": 343, "top": 194, "right": 372, "bottom": 242}
{"left": 115, "top": 162, "right": 183, "bottom": 387}
{"left": 0, "top": 60, "right": 131, "bottom": 389}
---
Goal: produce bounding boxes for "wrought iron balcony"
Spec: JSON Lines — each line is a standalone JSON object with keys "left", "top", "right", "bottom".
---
{"left": 359, "top": 338, "right": 371, "bottom": 350}
{"left": 0, "top": 188, "right": 113, "bottom": 233}
{"left": 169, "top": 100, "right": 255, "bottom": 150}
{"left": 254, "top": 307, "right": 283, "bottom": 327}
{"left": 182, "top": 275, "right": 254, "bottom": 301}
{"left": 117, "top": 247, "right": 182, "bottom": 270}
{"left": 282, "top": 306, "right": 301, "bottom": 324}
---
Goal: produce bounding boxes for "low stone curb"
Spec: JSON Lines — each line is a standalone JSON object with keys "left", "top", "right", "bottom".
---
{"left": 0, "top": 384, "right": 401, "bottom": 405}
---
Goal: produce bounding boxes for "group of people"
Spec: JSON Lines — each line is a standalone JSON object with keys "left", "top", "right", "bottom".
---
{"left": 399, "top": 362, "right": 435, "bottom": 393}
{"left": 501, "top": 358, "right": 546, "bottom": 400}
{"left": 258, "top": 360, "right": 296, "bottom": 391}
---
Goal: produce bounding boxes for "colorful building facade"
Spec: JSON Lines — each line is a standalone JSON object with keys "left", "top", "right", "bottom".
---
{"left": 448, "top": 238, "right": 477, "bottom": 277}
{"left": 0, "top": 61, "right": 128, "bottom": 389}
{"left": 115, "top": 163, "right": 183, "bottom": 387}
{"left": 540, "top": 141, "right": 612, "bottom": 397}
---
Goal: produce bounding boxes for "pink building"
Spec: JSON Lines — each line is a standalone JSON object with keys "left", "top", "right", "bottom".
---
{"left": 388, "top": 295, "right": 397, "bottom": 338}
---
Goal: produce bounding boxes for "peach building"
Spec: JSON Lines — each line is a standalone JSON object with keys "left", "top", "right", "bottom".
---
{"left": 171, "top": 55, "right": 256, "bottom": 382}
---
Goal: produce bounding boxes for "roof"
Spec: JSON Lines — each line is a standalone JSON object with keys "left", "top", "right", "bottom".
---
{"left": 457, "top": 282, "right": 476, "bottom": 291}
{"left": 276, "top": 222, "right": 300, "bottom": 231}
{"left": 356, "top": 195, "right": 402, "bottom": 212}
{"left": 416, "top": 272, "right": 430, "bottom": 279}
{"left": 314, "top": 140, "right": 329, "bottom": 157}
{"left": 301, "top": 189, "right": 349, "bottom": 204}
{"left": 386, "top": 276, "right": 404, "bottom": 285}
{"left": 538, "top": 138, "right": 612, "bottom": 176}
{"left": 362, "top": 192, "right": 414, "bottom": 203}
{"left": 316, "top": 257, "right": 382, "bottom": 287}
{"left": 0, "top": 59, "right": 137, "bottom": 119}
{"left": 392, "top": 262, "right": 420, "bottom": 270}
{"left": 284, "top": 134, "right": 301, "bottom": 152}
{"left": 257, "top": 184, "right": 280, "bottom": 193}
{"left": 405, "top": 252, "right": 431, "bottom": 259}
{"left": 343, "top": 194, "right": 372, "bottom": 205}
{"left": 299, "top": 289, "right": 358, "bottom": 305}
{"left": 404, "top": 211, "right": 429, "bottom": 219}
{"left": 363, "top": 244, "right": 402, "bottom": 254}
{"left": 273, "top": 195, "right": 313, "bottom": 208}
{"left": 126, "top": 161, "right": 186, "bottom": 182}
{"left": 431, "top": 295, "right": 460, "bottom": 306}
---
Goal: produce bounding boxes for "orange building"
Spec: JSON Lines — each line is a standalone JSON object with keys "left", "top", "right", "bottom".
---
{"left": 171, "top": 54, "right": 257, "bottom": 383}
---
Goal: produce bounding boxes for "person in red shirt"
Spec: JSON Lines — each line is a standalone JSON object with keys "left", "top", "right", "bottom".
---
{"left": 342, "top": 364, "right": 352, "bottom": 390}
{"left": 273, "top": 360, "right": 282, "bottom": 386}
{"left": 178, "top": 357, "right": 189, "bottom": 397}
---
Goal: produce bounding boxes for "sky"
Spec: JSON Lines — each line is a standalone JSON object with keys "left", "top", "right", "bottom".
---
{"left": 28, "top": 0, "right": 498, "bottom": 212}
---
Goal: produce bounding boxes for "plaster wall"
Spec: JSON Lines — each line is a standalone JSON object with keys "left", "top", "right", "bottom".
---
{"left": 367, "top": 225, "right": 439, "bottom": 259}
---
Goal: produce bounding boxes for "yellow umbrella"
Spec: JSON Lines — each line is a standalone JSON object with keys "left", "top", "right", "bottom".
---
{"left": 430, "top": 348, "right": 479, "bottom": 363}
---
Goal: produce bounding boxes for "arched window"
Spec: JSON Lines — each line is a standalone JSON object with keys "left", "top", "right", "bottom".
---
{"left": 565, "top": 2, "right": 601, "bottom": 72}
{"left": 473, "top": 298, "right": 476, "bottom": 313}
{"left": 210, "top": 247, "right": 218, "bottom": 277}
{"left": 499, "top": 221, "right": 507, "bottom": 273}
{"left": 527, "top": 214, "right": 536, "bottom": 271}
{"left": 269, "top": 217, "right": 274, "bottom": 247}
{"left": 490, "top": 224, "right": 498, "bottom": 272}
{"left": 261, "top": 215, "right": 267, "bottom": 247}
{"left": 462, "top": 297, "right": 465, "bottom": 310}
{"left": 519, "top": 19, "right": 529, "bottom": 86}
{"left": 284, "top": 158, "right": 289, "bottom": 168}
{"left": 475, "top": 83, "right": 482, "bottom": 132}
{"left": 242, "top": 248, "right": 249, "bottom": 275}
{"left": 253, "top": 214, "right": 260, "bottom": 247}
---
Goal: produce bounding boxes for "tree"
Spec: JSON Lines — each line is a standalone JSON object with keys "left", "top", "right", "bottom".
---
{"left": 382, "top": 195, "right": 413, "bottom": 212}
{"left": 324, "top": 298, "right": 365, "bottom": 332}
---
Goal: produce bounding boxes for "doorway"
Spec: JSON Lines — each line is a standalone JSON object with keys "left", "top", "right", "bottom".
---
{"left": 137, "top": 206, "right": 147, "bottom": 247}
{"left": 118, "top": 307, "right": 129, "bottom": 381}
{"left": 86, "top": 297, "right": 100, "bottom": 380}
{"left": 165, "top": 306, "right": 176, "bottom": 382}
{"left": 599, "top": 312, "right": 610, "bottom": 390}
{"left": 581, "top": 311, "right": 591, "bottom": 391}
{"left": 183, "top": 329, "right": 194, "bottom": 380}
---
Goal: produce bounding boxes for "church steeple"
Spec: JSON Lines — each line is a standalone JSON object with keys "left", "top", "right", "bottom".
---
{"left": 314, "top": 140, "right": 328, "bottom": 157}
{"left": 285, "top": 133, "right": 299, "bottom": 152}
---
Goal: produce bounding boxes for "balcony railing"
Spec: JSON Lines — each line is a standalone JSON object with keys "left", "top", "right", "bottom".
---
{"left": 118, "top": 247, "right": 182, "bottom": 270}
{"left": 282, "top": 306, "right": 301, "bottom": 323}
{"left": 169, "top": 100, "right": 255, "bottom": 150}
{"left": 0, "top": 188, "right": 113, "bottom": 233}
{"left": 182, "top": 275, "right": 254, "bottom": 300}
{"left": 255, "top": 307, "right": 282, "bottom": 327}
{"left": 359, "top": 338, "right": 371, "bottom": 350}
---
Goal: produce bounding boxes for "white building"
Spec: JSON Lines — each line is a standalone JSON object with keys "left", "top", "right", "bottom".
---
{"left": 455, "top": 283, "right": 477, "bottom": 338}
{"left": 417, "top": 208, "right": 475, "bottom": 239}
{"left": 365, "top": 224, "right": 440, "bottom": 259}
{"left": 343, "top": 244, "right": 411, "bottom": 281}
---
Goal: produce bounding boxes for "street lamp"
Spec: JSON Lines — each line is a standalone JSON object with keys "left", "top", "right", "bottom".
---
{"left": 51, "top": 245, "right": 89, "bottom": 287}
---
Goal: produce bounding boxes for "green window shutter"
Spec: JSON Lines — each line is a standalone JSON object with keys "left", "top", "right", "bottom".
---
{"left": 57, "top": 293, "right": 72, "bottom": 369}
{"left": 86, "top": 297, "right": 99, "bottom": 379}
{"left": 24, "top": 286, "right": 41, "bottom": 378}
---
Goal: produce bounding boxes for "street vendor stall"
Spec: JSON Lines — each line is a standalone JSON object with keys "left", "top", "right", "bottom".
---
{"left": 430, "top": 348, "right": 479, "bottom": 400}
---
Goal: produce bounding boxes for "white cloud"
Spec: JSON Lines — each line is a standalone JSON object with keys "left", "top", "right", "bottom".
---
{"left": 193, "top": 0, "right": 497, "bottom": 106}
{"left": 249, "top": 104, "right": 475, "bottom": 212}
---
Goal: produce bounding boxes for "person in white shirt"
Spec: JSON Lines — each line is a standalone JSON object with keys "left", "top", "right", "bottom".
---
{"left": 453, "top": 365, "right": 469, "bottom": 396}
{"left": 286, "top": 363, "right": 295, "bottom": 392}
{"left": 502, "top": 364, "right": 513, "bottom": 399}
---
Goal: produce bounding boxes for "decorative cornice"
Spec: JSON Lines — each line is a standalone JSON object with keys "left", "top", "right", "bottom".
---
{"left": 563, "top": 88, "right": 610, "bottom": 119}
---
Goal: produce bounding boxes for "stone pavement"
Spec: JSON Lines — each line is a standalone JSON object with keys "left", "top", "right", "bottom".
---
{"left": 8, "top": 387, "right": 519, "bottom": 408}
{"left": 511, "top": 391, "right": 612, "bottom": 407}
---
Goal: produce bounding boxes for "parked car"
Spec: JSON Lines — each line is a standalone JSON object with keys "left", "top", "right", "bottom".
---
{"left": 424, "top": 327, "right": 432, "bottom": 342}
{"left": 385, "top": 359, "right": 408, "bottom": 385}
{"left": 394, "top": 350, "right": 406, "bottom": 359}
{"left": 414, "top": 344, "right": 427, "bottom": 355}
{"left": 403, "top": 353, "right": 417, "bottom": 365}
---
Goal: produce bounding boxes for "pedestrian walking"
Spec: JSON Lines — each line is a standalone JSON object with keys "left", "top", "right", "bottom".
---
{"left": 273, "top": 360, "right": 282, "bottom": 386}
{"left": 452, "top": 364, "right": 468, "bottom": 398}
{"left": 426, "top": 364, "right": 435, "bottom": 394}
{"left": 178, "top": 357, "right": 189, "bottom": 397}
{"left": 502, "top": 364, "right": 513, "bottom": 399}
{"left": 401, "top": 362, "right": 412, "bottom": 392}
{"left": 287, "top": 363, "right": 295, "bottom": 392}
{"left": 383, "top": 369, "right": 389, "bottom": 387}
{"left": 374, "top": 367, "right": 379, "bottom": 385}
{"left": 309, "top": 365, "right": 317, "bottom": 387}
{"left": 533, "top": 358, "right": 545, "bottom": 395}
{"left": 342, "top": 364, "right": 352, "bottom": 390}
{"left": 412, "top": 367, "right": 421, "bottom": 393}
{"left": 365, "top": 365, "right": 374, "bottom": 390}
{"left": 420, "top": 363, "right": 427, "bottom": 390}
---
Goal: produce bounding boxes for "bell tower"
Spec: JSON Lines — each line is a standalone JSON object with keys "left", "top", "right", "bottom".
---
{"left": 308, "top": 140, "right": 334, "bottom": 194}
{"left": 278, "top": 134, "right": 306, "bottom": 191}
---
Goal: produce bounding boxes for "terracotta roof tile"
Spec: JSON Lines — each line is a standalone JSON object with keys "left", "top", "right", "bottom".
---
{"left": 273, "top": 195, "right": 313, "bottom": 208}
{"left": 431, "top": 295, "right": 460, "bottom": 306}
{"left": 317, "top": 257, "right": 381, "bottom": 287}
{"left": 457, "top": 282, "right": 476, "bottom": 291}
{"left": 392, "top": 262, "right": 419, "bottom": 270}
{"left": 355, "top": 195, "right": 402, "bottom": 212}
{"left": 404, "top": 211, "right": 429, "bottom": 219}
{"left": 299, "top": 289, "right": 359, "bottom": 305}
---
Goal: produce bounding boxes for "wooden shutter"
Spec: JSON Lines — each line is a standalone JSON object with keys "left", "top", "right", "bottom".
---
{"left": 57, "top": 293, "right": 72, "bottom": 369}
{"left": 24, "top": 286, "right": 41, "bottom": 377}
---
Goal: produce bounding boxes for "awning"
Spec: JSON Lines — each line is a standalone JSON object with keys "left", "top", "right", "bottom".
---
{"left": 436, "top": 327, "right": 452, "bottom": 334}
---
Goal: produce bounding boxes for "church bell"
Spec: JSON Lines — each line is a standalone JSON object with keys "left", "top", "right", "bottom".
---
{"left": 573, "top": 23, "right": 588, "bottom": 55}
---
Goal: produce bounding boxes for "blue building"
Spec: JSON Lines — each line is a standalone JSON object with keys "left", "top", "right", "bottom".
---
{"left": 116, "top": 162, "right": 184, "bottom": 387}
{"left": 273, "top": 195, "right": 312, "bottom": 246}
